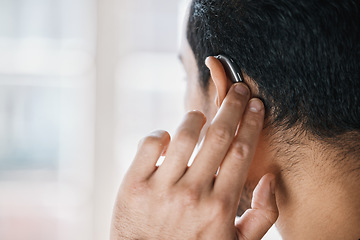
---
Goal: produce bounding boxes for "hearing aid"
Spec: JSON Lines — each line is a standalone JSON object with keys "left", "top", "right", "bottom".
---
{"left": 215, "top": 54, "right": 244, "bottom": 83}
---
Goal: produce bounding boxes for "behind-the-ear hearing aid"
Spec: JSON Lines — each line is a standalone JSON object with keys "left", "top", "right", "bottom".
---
{"left": 215, "top": 54, "right": 244, "bottom": 83}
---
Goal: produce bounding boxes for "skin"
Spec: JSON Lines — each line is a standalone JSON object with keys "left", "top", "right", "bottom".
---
{"left": 177, "top": 10, "right": 360, "bottom": 240}
{"left": 178, "top": 31, "right": 360, "bottom": 239}
{"left": 180, "top": 28, "right": 277, "bottom": 216}
{"left": 111, "top": 3, "right": 360, "bottom": 239}
{"left": 111, "top": 80, "right": 279, "bottom": 239}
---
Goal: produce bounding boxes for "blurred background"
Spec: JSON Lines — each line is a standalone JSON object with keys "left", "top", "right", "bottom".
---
{"left": 0, "top": 0, "right": 280, "bottom": 239}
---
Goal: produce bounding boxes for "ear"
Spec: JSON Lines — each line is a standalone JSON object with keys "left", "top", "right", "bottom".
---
{"left": 205, "top": 56, "right": 234, "bottom": 107}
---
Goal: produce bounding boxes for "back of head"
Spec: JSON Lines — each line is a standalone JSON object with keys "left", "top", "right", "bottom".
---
{"left": 187, "top": 0, "right": 360, "bottom": 142}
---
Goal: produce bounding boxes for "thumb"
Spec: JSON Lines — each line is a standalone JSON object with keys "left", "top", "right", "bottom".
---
{"left": 235, "top": 173, "right": 279, "bottom": 240}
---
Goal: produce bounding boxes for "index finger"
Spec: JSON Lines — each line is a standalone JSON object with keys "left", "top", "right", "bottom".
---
{"left": 214, "top": 98, "right": 265, "bottom": 199}
{"left": 184, "top": 83, "right": 250, "bottom": 186}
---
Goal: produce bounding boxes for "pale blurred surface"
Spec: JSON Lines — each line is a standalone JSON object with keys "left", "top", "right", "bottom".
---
{"left": 0, "top": 0, "right": 281, "bottom": 239}
{"left": 0, "top": 0, "right": 96, "bottom": 239}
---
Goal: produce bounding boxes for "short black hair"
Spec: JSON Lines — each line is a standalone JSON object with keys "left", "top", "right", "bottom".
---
{"left": 187, "top": 0, "right": 360, "bottom": 138}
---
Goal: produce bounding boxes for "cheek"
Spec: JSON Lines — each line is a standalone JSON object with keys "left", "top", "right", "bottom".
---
{"left": 183, "top": 84, "right": 192, "bottom": 112}
{"left": 184, "top": 80, "right": 204, "bottom": 112}
{"left": 184, "top": 81, "right": 217, "bottom": 142}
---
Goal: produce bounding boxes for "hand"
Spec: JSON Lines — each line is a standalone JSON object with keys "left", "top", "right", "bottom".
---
{"left": 111, "top": 83, "right": 278, "bottom": 240}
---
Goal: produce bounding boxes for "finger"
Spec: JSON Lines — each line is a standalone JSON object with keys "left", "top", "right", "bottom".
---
{"left": 235, "top": 174, "right": 279, "bottom": 240}
{"left": 126, "top": 130, "right": 171, "bottom": 183}
{"left": 214, "top": 98, "right": 265, "bottom": 199}
{"left": 154, "top": 111, "right": 206, "bottom": 185}
{"left": 184, "top": 83, "right": 250, "bottom": 186}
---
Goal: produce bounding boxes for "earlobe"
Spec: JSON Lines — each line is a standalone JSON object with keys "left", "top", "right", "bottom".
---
{"left": 205, "top": 56, "right": 233, "bottom": 108}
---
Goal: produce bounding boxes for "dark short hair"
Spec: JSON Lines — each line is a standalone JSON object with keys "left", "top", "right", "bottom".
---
{"left": 187, "top": 0, "right": 360, "bottom": 138}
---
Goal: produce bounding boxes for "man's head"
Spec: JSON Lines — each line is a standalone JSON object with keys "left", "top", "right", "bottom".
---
{"left": 180, "top": 0, "right": 360, "bottom": 215}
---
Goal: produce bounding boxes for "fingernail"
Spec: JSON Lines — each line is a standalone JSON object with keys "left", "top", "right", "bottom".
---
{"left": 149, "top": 130, "right": 166, "bottom": 138}
{"left": 188, "top": 110, "right": 207, "bottom": 124}
{"left": 234, "top": 83, "right": 249, "bottom": 96}
{"left": 248, "top": 99, "right": 263, "bottom": 112}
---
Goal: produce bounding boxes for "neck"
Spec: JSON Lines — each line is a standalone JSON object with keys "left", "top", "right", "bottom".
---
{"left": 275, "top": 149, "right": 360, "bottom": 240}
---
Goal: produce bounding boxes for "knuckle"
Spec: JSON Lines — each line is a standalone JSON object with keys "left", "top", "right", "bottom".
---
{"left": 226, "top": 96, "right": 244, "bottom": 107}
{"left": 259, "top": 208, "right": 279, "bottom": 226}
{"left": 186, "top": 110, "right": 205, "bottom": 120}
{"left": 180, "top": 186, "right": 202, "bottom": 207}
{"left": 231, "top": 141, "right": 252, "bottom": 160}
{"left": 210, "top": 125, "right": 233, "bottom": 145}
{"left": 267, "top": 208, "right": 279, "bottom": 223}
{"left": 244, "top": 117, "right": 262, "bottom": 129}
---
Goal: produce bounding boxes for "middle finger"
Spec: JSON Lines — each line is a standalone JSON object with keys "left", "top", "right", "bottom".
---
{"left": 183, "top": 83, "right": 250, "bottom": 186}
